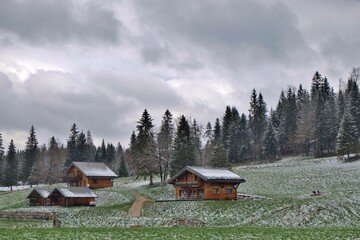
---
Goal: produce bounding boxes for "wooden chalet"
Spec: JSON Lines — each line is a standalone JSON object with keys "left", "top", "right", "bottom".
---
{"left": 48, "top": 187, "right": 97, "bottom": 207}
{"left": 26, "top": 187, "right": 52, "bottom": 206}
{"left": 65, "top": 162, "right": 118, "bottom": 189}
{"left": 168, "top": 166, "right": 246, "bottom": 200}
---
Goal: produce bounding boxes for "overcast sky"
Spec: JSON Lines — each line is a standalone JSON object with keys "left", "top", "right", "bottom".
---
{"left": 1, "top": 0, "right": 360, "bottom": 150}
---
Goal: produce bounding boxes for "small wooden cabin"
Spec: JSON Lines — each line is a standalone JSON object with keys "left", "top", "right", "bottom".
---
{"left": 65, "top": 162, "right": 118, "bottom": 189}
{"left": 168, "top": 166, "right": 246, "bottom": 200}
{"left": 26, "top": 188, "right": 52, "bottom": 206}
{"left": 48, "top": 187, "right": 97, "bottom": 207}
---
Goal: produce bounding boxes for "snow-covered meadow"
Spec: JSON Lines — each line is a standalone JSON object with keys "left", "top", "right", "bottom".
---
{"left": 1, "top": 156, "right": 360, "bottom": 229}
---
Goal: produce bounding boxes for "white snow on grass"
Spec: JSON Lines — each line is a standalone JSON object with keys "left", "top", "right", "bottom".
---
{"left": 2, "top": 156, "right": 360, "bottom": 228}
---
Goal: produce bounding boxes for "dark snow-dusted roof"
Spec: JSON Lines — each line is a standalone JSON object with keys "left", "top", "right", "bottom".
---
{"left": 168, "top": 166, "right": 246, "bottom": 184}
{"left": 26, "top": 187, "right": 52, "bottom": 198}
{"left": 67, "top": 161, "right": 118, "bottom": 178}
{"left": 50, "top": 187, "right": 97, "bottom": 198}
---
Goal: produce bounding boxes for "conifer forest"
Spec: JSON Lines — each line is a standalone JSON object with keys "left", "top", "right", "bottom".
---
{"left": 1, "top": 68, "right": 360, "bottom": 186}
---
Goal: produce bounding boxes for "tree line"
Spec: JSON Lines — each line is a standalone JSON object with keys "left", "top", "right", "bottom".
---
{"left": 1, "top": 68, "right": 359, "bottom": 187}
{"left": 0, "top": 124, "right": 128, "bottom": 189}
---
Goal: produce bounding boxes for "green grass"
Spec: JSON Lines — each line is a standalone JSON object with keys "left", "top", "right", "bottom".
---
{"left": 1, "top": 156, "right": 360, "bottom": 238}
{"left": 1, "top": 226, "right": 360, "bottom": 239}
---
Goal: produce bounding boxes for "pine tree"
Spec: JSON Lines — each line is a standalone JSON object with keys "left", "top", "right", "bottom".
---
{"left": 157, "top": 110, "right": 174, "bottom": 182}
{"left": 65, "top": 123, "right": 79, "bottom": 166}
{"left": 228, "top": 107, "right": 241, "bottom": 163}
{"left": 76, "top": 131, "right": 87, "bottom": 162}
{"left": 336, "top": 105, "right": 359, "bottom": 159}
{"left": 134, "top": 109, "right": 157, "bottom": 185}
{"left": 323, "top": 90, "right": 338, "bottom": 153}
{"left": 106, "top": 143, "right": 116, "bottom": 169}
{"left": 4, "top": 140, "right": 18, "bottom": 190}
{"left": 221, "top": 106, "right": 232, "bottom": 151}
{"left": 202, "top": 122, "right": 213, "bottom": 166}
{"left": 263, "top": 120, "right": 278, "bottom": 160}
{"left": 171, "top": 115, "right": 196, "bottom": 176}
{"left": 294, "top": 88, "right": 314, "bottom": 155}
{"left": 210, "top": 142, "right": 229, "bottom": 168}
{"left": 116, "top": 143, "right": 128, "bottom": 177}
{"left": 210, "top": 118, "right": 229, "bottom": 168}
{"left": 273, "top": 90, "right": 286, "bottom": 156}
{"left": 284, "top": 87, "right": 297, "bottom": 153}
{"left": 345, "top": 78, "right": 360, "bottom": 137}
{"left": 190, "top": 119, "right": 202, "bottom": 165}
{"left": 47, "top": 136, "right": 65, "bottom": 184}
{"left": 29, "top": 144, "right": 47, "bottom": 185}
{"left": 238, "top": 114, "right": 251, "bottom": 162}
{"left": 125, "top": 131, "right": 137, "bottom": 176}
{"left": 22, "top": 125, "right": 39, "bottom": 183}
{"left": 85, "top": 130, "right": 96, "bottom": 162}
{"left": 249, "top": 89, "right": 267, "bottom": 160}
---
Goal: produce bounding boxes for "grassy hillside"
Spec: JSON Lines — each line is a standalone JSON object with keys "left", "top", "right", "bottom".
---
{"left": 1, "top": 156, "right": 360, "bottom": 238}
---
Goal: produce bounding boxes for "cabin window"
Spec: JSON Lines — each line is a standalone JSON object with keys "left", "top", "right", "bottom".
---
{"left": 92, "top": 179, "right": 97, "bottom": 184}
{"left": 212, "top": 188, "right": 219, "bottom": 194}
{"left": 225, "top": 188, "right": 233, "bottom": 194}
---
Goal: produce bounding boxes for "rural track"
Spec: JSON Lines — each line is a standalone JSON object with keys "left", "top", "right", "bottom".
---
{"left": 128, "top": 193, "right": 152, "bottom": 217}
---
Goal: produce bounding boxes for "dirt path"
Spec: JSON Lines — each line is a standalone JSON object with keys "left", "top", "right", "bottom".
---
{"left": 128, "top": 194, "right": 152, "bottom": 217}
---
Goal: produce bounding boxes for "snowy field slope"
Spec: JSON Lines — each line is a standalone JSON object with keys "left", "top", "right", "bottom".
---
{"left": 1, "top": 156, "right": 360, "bottom": 228}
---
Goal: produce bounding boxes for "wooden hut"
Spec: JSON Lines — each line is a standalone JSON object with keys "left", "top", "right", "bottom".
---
{"left": 168, "top": 166, "right": 246, "bottom": 200}
{"left": 26, "top": 187, "right": 52, "bottom": 206}
{"left": 48, "top": 187, "right": 97, "bottom": 207}
{"left": 65, "top": 162, "right": 118, "bottom": 189}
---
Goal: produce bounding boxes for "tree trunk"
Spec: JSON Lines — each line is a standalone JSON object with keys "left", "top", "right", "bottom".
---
{"left": 149, "top": 173, "right": 153, "bottom": 185}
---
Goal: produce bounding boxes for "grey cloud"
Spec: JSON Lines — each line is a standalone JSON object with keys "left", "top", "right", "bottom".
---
{"left": 141, "top": 44, "right": 172, "bottom": 64}
{"left": 0, "top": 0, "right": 121, "bottom": 45}
{"left": 0, "top": 69, "right": 184, "bottom": 146}
{"left": 134, "top": 0, "right": 310, "bottom": 67}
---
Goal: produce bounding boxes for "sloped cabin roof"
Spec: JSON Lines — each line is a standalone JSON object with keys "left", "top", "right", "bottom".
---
{"left": 26, "top": 187, "right": 52, "bottom": 199}
{"left": 49, "top": 187, "right": 98, "bottom": 198}
{"left": 66, "top": 162, "right": 118, "bottom": 178}
{"left": 168, "top": 166, "right": 246, "bottom": 184}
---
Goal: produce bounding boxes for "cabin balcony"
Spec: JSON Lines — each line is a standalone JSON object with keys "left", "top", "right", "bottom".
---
{"left": 174, "top": 181, "right": 200, "bottom": 187}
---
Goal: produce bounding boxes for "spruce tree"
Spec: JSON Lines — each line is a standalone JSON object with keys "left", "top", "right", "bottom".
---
{"left": 336, "top": 105, "right": 359, "bottom": 159}
{"left": 210, "top": 142, "right": 229, "bottom": 168}
{"left": 228, "top": 107, "right": 241, "bottom": 163}
{"left": 238, "top": 113, "right": 251, "bottom": 162}
{"left": 157, "top": 109, "right": 174, "bottom": 182}
{"left": 249, "top": 89, "right": 267, "bottom": 160}
{"left": 4, "top": 140, "right": 18, "bottom": 190}
{"left": 76, "top": 131, "right": 87, "bottom": 162}
{"left": 106, "top": 143, "right": 116, "bottom": 169}
{"left": 22, "top": 125, "right": 39, "bottom": 183}
{"left": 65, "top": 123, "right": 79, "bottom": 166}
{"left": 221, "top": 106, "right": 232, "bottom": 151}
{"left": 210, "top": 118, "right": 229, "bottom": 168}
{"left": 263, "top": 119, "right": 278, "bottom": 160}
{"left": 203, "top": 122, "right": 213, "bottom": 166}
{"left": 284, "top": 87, "right": 297, "bottom": 153}
{"left": 29, "top": 144, "right": 47, "bottom": 185}
{"left": 274, "top": 90, "right": 286, "bottom": 156}
{"left": 345, "top": 78, "right": 360, "bottom": 136}
{"left": 171, "top": 115, "right": 195, "bottom": 176}
{"left": 190, "top": 119, "right": 202, "bottom": 165}
{"left": 117, "top": 143, "right": 128, "bottom": 177}
{"left": 85, "top": 130, "right": 96, "bottom": 162}
{"left": 134, "top": 109, "right": 157, "bottom": 185}
{"left": 47, "top": 136, "right": 65, "bottom": 184}
{"left": 295, "top": 88, "right": 314, "bottom": 155}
